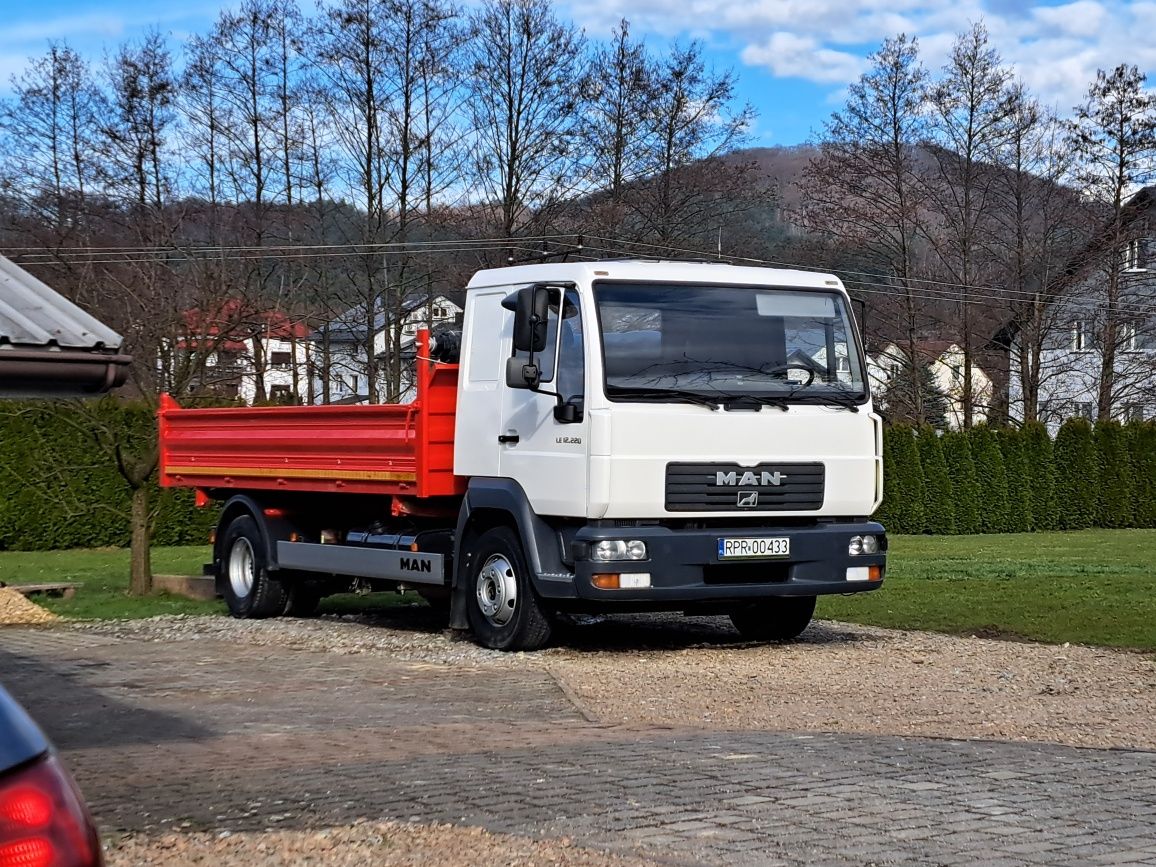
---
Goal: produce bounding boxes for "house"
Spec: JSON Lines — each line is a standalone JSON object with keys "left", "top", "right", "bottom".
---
{"left": 1006, "top": 186, "right": 1156, "bottom": 433}
{"left": 869, "top": 340, "right": 993, "bottom": 429}
{"left": 170, "top": 301, "right": 313, "bottom": 405}
{"left": 309, "top": 294, "right": 462, "bottom": 404}
{"left": 0, "top": 255, "right": 131, "bottom": 397}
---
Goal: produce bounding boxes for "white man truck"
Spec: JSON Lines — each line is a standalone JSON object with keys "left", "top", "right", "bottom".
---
{"left": 159, "top": 260, "right": 886, "bottom": 650}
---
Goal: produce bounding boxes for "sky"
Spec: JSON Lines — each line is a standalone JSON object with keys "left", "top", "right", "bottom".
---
{"left": 2, "top": 0, "right": 1155, "bottom": 146}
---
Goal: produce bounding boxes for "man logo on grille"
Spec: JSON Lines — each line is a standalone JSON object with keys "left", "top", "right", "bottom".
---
{"left": 715, "top": 470, "right": 787, "bottom": 486}
{"left": 736, "top": 491, "right": 759, "bottom": 508}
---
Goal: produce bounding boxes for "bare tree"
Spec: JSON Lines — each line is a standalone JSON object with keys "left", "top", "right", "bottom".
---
{"left": 465, "top": 0, "right": 588, "bottom": 245}
{"left": 923, "top": 22, "right": 1016, "bottom": 428}
{"left": 627, "top": 40, "right": 754, "bottom": 247}
{"left": 801, "top": 35, "right": 932, "bottom": 421}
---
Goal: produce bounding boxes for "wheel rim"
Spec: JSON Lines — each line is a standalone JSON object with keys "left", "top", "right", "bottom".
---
{"left": 228, "top": 537, "right": 256, "bottom": 598}
{"left": 476, "top": 553, "right": 518, "bottom": 627}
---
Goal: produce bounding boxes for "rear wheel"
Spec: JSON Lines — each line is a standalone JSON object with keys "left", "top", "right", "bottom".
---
{"left": 729, "top": 596, "right": 816, "bottom": 642}
{"left": 465, "top": 527, "right": 552, "bottom": 651}
{"left": 219, "top": 515, "right": 290, "bottom": 618}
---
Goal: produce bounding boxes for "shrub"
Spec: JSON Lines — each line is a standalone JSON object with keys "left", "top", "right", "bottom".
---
{"left": 1054, "top": 418, "right": 1098, "bottom": 530}
{"left": 0, "top": 400, "right": 216, "bottom": 551}
{"left": 1095, "top": 421, "right": 1134, "bottom": 528}
{"left": 1021, "top": 422, "right": 1058, "bottom": 531}
{"left": 1127, "top": 422, "right": 1156, "bottom": 528}
{"left": 998, "top": 428, "right": 1032, "bottom": 533}
{"left": 876, "top": 426, "right": 924, "bottom": 534}
{"left": 940, "top": 431, "right": 980, "bottom": 534}
{"left": 916, "top": 427, "right": 955, "bottom": 534}
{"left": 969, "top": 426, "right": 1010, "bottom": 533}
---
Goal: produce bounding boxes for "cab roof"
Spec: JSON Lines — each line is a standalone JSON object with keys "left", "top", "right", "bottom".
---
{"left": 466, "top": 259, "right": 846, "bottom": 293}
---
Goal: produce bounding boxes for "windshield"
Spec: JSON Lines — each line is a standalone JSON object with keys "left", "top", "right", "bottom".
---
{"left": 594, "top": 281, "right": 866, "bottom": 405}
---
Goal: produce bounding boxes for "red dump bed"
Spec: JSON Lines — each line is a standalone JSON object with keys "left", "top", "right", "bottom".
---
{"left": 159, "top": 333, "right": 464, "bottom": 499}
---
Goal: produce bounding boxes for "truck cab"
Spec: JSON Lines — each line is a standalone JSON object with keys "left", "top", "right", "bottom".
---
{"left": 449, "top": 261, "right": 885, "bottom": 647}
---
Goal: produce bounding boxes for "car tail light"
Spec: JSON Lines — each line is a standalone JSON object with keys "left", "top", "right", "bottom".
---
{"left": 0, "top": 755, "right": 101, "bottom": 867}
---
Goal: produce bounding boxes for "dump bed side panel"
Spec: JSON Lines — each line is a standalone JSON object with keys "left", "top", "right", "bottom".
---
{"left": 160, "top": 341, "right": 464, "bottom": 498}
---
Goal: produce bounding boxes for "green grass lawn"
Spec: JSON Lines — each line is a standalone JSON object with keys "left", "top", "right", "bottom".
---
{"left": 2, "top": 530, "right": 1155, "bottom": 649}
{"left": 820, "top": 529, "right": 1156, "bottom": 650}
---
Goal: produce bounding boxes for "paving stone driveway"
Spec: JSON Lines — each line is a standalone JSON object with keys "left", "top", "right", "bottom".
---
{"left": 2, "top": 625, "right": 1155, "bottom": 866}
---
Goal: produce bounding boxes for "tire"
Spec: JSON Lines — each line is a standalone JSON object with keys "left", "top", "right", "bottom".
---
{"left": 465, "top": 526, "right": 552, "bottom": 651}
{"left": 285, "top": 583, "right": 322, "bottom": 617}
{"left": 729, "top": 596, "right": 816, "bottom": 642}
{"left": 219, "top": 515, "right": 290, "bottom": 619}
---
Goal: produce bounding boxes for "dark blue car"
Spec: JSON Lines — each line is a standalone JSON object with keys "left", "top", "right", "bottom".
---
{"left": 0, "top": 685, "right": 102, "bottom": 867}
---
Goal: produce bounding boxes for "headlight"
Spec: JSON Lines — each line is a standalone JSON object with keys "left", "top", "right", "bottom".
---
{"left": 591, "top": 540, "right": 648, "bottom": 561}
{"left": 848, "top": 534, "right": 879, "bottom": 556}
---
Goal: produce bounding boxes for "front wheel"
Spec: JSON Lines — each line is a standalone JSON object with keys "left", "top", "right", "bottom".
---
{"left": 219, "top": 515, "right": 290, "bottom": 618}
{"left": 465, "top": 527, "right": 552, "bottom": 651}
{"left": 729, "top": 596, "right": 816, "bottom": 642}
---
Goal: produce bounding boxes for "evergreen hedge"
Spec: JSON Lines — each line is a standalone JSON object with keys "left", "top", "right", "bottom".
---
{"left": 916, "top": 427, "right": 955, "bottom": 534}
{"left": 970, "top": 426, "right": 1010, "bottom": 533}
{"left": 0, "top": 401, "right": 216, "bottom": 552}
{"left": 997, "top": 429, "right": 1032, "bottom": 532}
{"left": 1054, "top": 418, "right": 1099, "bottom": 530}
{"left": 1127, "top": 422, "right": 1156, "bottom": 529}
{"left": 940, "top": 431, "right": 981, "bottom": 534}
{"left": 1022, "top": 422, "right": 1058, "bottom": 531}
{"left": 876, "top": 426, "right": 924, "bottom": 534}
{"left": 1095, "top": 421, "right": 1134, "bottom": 529}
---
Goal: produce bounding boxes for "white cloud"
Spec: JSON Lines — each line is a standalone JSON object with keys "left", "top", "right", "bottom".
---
{"left": 561, "top": 0, "right": 1156, "bottom": 117}
{"left": 742, "top": 32, "right": 867, "bottom": 84}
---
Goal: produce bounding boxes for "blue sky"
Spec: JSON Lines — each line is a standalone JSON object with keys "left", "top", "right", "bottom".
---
{"left": 2, "top": 0, "right": 1155, "bottom": 146}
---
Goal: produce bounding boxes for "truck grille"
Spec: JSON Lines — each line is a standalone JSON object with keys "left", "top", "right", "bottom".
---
{"left": 665, "top": 462, "right": 825, "bottom": 512}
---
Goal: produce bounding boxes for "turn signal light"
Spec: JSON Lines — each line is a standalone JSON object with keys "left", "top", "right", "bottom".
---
{"left": 592, "top": 573, "right": 651, "bottom": 590}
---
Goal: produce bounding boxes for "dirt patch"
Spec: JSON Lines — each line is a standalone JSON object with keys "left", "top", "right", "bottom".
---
{"left": 106, "top": 821, "right": 654, "bottom": 867}
{"left": 0, "top": 587, "right": 59, "bottom": 626}
{"left": 546, "top": 619, "right": 1156, "bottom": 751}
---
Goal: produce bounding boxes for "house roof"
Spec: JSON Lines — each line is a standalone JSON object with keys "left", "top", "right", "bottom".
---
{"left": 0, "top": 255, "right": 131, "bottom": 396}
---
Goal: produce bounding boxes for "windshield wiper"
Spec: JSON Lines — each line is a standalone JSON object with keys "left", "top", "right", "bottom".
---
{"left": 605, "top": 387, "right": 721, "bottom": 410}
{"left": 783, "top": 388, "right": 865, "bottom": 411}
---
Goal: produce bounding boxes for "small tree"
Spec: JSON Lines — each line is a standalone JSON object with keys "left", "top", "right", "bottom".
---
{"left": 997, "top": 428, "right": 1032, "bottom": 532}
{"left": 1021, "top": 422, "right": 1058, "bottom": 531}
{"left": 941, "top": 431, "right": 980, "bottom": 534}
{"left": 917, "top": 427, "right": 955, "bottom": 534}
{"left": 1095, "top": 420, "right": 1134, "bottom": 528}
{"left": 1054, "top": 418, "right": 1098, "bottom": 529}
{"left": 970, "top": 426, "right": 1010, "bottom": 533}
{"left": 883, "top": 363, "right": 950, "bottom": 430}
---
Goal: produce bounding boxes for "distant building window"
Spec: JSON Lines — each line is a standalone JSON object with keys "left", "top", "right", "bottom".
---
{"left": 435, "top": 306, "right": 446, "bottom": 317}
{"left": 270, "top": 351, "right": 292, "bottom": 369}
{"left": 270, "top": 384, "right": 292, "bottom": 399}
{"left": 1124, "top": 239, "right": 1145, "bottom": 271}
{"left": 1074, "top": 401, "right": 1095, "bottom": 420}
{"left": 1121, "top": 322, "right": 1139, "bottom": 352}
{"left": 1124, "top": 403, "right": 1145, "bottom": 422}
{"left": 1071, "top": 320, "right": 1091, "bottom": 351}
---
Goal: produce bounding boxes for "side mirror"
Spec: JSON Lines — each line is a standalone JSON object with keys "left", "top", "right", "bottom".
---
{"left": 511, "top": 286, "right": 550, "bottom": 353}
{"left": 505, "top": 355, "right": 540, "bottom": 389}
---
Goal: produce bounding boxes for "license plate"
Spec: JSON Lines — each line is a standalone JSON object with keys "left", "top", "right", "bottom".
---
{"left": 717, "top": 537, "right": 790, "bottom": 559}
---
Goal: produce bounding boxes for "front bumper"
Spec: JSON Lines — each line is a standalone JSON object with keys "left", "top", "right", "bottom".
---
{"left": 568, "top": 521, "right": 886, "bottom": 603}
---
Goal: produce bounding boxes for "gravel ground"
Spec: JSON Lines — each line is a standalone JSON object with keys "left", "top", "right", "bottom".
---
{"left": 73, "top": 611, "right": 1156, "bottom": 750}
{"left": 546, "top": 619, "right": 1156, "bottom": 751}
{"left": 106, "top": 821, "right": 654, "bottom": 867}
{"left": 0, "top": 587, "right": 60, "bottom": 625}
